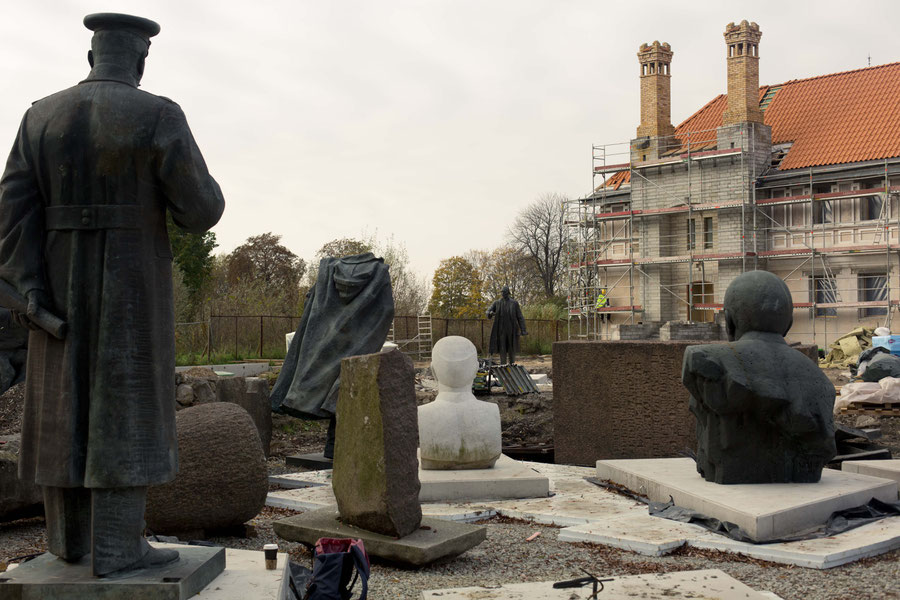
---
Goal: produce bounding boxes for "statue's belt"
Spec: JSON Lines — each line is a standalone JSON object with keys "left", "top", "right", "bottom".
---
{"left": 46, "top": 205, "right": 141, "bottom": 230}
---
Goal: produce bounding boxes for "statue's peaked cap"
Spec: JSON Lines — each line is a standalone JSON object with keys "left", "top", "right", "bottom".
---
{"left": 84, "top": 13, "right": 160, "bottom": 39}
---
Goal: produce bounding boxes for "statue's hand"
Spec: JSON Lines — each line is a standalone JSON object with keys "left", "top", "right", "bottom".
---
{"left": 520, "top": 330, "right": 528, "bottom": 336}
{"left": 15, "top": 289, "right": 50, "bottom": 331}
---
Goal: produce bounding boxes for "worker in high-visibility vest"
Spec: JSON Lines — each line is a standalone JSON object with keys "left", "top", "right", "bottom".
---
{"left": 596, "top": 288, "right": 609, "bottom": 321}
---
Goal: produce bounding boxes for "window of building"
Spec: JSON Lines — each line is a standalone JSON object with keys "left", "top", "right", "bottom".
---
{"left": 810, "top": 276, "right": 837, "bottom": 317}
{"left": 703, "top": 217, "right": 713, "bottom": 249}
{"left": 863, "top": 195, "right": 885, "bottom": 221}
{"left": 688, "top": 281, "right": 714, "bottom": 322}
{"left": 812, "top": 200, "right": 833, "bottom": 225}
{"left": 859, "top": 274, "right": 888, "bottom": 317}
{"left": 688, "top": 218, "right": 696, "bottom": 250}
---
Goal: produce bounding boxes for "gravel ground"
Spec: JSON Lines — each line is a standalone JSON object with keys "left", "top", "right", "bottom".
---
{"left": 0, "top": 382, "right": 25, "bottom": 435}
{"left": 4, "top": 507, "right": 898, "bottom": 599}
{"left": 212, "top": 511, "right": 900, "bottom": 600}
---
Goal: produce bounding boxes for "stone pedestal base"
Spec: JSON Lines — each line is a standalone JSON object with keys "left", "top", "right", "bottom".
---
{"left": 419, "top": 454, "right": 549, "bottom": 502}
{"left": 597, "top": 457, "right": 899, "bottom": 542}
{"left": 0, "top": 544, "right": 225, "bottom": 599}
{"left": 273, "top": 508, "right": 486, "bottom": 566}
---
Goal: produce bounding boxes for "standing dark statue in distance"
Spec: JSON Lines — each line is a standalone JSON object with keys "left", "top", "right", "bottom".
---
{"left": 487, "top": 286, "right": 527, "bottom": 365}
{"left": 0, "top": 13, "right": 225, "bottom": 576}
{"left": 681, "top": 271, "right": 836, "bottom": 484}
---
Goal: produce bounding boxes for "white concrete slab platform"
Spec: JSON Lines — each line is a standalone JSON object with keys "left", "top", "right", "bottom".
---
{"left": 842, "top": 459, "right": 900, "bottom": 491}
{"left": 266, "top": 461, "right": 900, "bottom": 569}
{"left": 0, "top": 545, "right": 291, "bottom": 599}
{"left": 558, "top": 512, "right": 692, "bottom": 556}
{"left": 597, "top": 457, "right": 898, "bottom": 541}
{"left": 560, "top": 514, "right": 900, "bottom": 569}
{"left": 419, "top": 454, "right": 550, "bottom": 501}
{"left": 419, "top": 569, "right": 781, "bottom": 599}
{"left": 194, "top": 547, "right": 290, "bottom": 599}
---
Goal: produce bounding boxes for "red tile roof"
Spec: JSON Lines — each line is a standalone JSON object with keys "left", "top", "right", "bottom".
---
{"left": 672, "top": 62, "right": 900, "bottom": 170}
{"left": 600, "top": 170, "right": 630, "bottom": 190}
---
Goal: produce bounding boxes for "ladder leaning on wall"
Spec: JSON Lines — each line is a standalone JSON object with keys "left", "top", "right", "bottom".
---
{"left": 416, "top": 314, "right": 433, "bottom": 360}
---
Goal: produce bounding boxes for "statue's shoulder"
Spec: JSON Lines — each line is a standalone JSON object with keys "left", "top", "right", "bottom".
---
{"left": 30, "top": 84, "right": 81, "bottom": 107}
{"left": 683, "top": 343, "right": 727, "bottom": 379}
{"left": 150, "top": 93, "right": 179, "bottom": 106}
{"left": 133, "top": 88, "right": 180, "bottom": 109}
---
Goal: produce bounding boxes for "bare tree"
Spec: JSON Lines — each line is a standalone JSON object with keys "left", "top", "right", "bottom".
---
{"left": 465, "top": 245, "right": 541, "bottom": 305}
{"left": 508, "top": 193, "right": 567, "bottom": 299}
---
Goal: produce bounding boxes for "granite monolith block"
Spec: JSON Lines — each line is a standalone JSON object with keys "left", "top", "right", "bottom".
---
{"left": 332, "top": 348, "right": 421, "bottom": 537}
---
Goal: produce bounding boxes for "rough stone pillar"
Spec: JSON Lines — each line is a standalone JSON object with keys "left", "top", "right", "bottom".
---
{"left": 332, "top": 348, "right": 421, "bottom": 537}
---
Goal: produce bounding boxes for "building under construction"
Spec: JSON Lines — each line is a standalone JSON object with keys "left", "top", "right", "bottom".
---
{"left": 567, "top": 21, "right": 900, "bottom": 348}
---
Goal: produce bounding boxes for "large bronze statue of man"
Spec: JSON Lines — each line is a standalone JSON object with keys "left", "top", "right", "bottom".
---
{"left": 486, "top": 286, "right": 527, "bottom": 365}
{"left": 0, "top": 14, "right": 225, "bottom": 576}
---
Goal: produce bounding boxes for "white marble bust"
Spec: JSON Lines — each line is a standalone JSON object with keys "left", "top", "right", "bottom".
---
{"left": 418, "top": 336, "right": 501, "bottom": 469}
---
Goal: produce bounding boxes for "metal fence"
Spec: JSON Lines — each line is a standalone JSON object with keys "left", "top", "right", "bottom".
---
{"left": 175, "top": 315, "right": 565, "bottom": 361}
{"left": 391, "top": 316, "right": 564, "bottom": 357}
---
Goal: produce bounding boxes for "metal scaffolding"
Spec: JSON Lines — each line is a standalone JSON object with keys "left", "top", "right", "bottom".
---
{"left": 566, "top": 127, "right": 900, "bottom": 347}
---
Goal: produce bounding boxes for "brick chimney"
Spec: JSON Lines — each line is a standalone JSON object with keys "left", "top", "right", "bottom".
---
{"left": 636, "top": 41, "right": 675, "bottom": 140}
{"left": 722, "top": 20, "right": 763, "bottom": 125}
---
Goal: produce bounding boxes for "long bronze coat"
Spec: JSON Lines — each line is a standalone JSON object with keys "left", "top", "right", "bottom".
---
{"left": 0, "top": 71, "right": 224, "bottom": 488}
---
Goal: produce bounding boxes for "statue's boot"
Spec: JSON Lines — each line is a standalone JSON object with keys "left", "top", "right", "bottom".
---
{"left": 91, "top": 486, "right": 179, "bottom": 577}
{"left": 43, "top": 486, "right": 91, "bottom": 562}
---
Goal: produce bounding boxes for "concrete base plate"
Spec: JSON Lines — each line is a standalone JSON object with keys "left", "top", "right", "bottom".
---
{"left": 194, "top": 547, "right": 288, "bottom": 599}
{"left": 0, "top": 544, "right": 224, "bottom": 600}
{"left": 273, "top": 508, "right": 486, "bottom": 566}
{"left": 265, "top": 461, "right": 900, "bottom": 568}
{"left": 419, "top": 568, "right": 781, "bottom": 599}
{"left": 285, "top": 452, "right": 332, "bottom": 470}
{"left": 597, "top": 457, "right": 899, "bottom": 541}
{"left": 419, "top": 454, "right": 550, "bottom": 501}
{"left": 842, "top": 459, "right": 900, "bottom": 490}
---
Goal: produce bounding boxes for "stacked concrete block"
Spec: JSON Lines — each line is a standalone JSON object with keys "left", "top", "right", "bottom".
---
{"left": 659, "top": 321, "right": 723, "bottom": 341}
{"left": 618, "top": 322, "right": 664, "bottom": 340}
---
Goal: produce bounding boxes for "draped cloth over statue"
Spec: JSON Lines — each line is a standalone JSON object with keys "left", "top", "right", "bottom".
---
{"left": 270, "top": 253, "right": 394, "bottom": 419}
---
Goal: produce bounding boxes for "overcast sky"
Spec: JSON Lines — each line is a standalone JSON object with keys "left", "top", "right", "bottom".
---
{"left": 2, "top": 1, "right": 899, "bottom": 280}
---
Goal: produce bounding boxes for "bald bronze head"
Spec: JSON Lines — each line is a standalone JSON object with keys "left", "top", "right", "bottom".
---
{"left": 723, "top": 270, "right": 793, "bottom": 341}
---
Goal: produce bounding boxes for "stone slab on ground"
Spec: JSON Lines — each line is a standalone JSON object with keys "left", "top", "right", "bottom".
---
{"left": 419, "top": 569, "right": 781, "bottom": 599}
{"left": 193, "top": 547, "right": 289, "bottom": 599}
{"left": 0, "top": 544, "right": 225, "bottom": 600}
{"left": 175, "top": 363, "right": 271, "bottom": 377}
{"left": 266, "top": 461, "right": 900, "bottom": 568}
{"left": 559, "top": 514, "right": 900, "bottom": 569}
{"left": 268, "top": 475, "right": 326, "bottom": 490}
{"left": 842, "top": 459, "right": 900, "bottom": 490}
{"left": 419, "top": 454, "right": 549, "bottom": 502}
{"left": 285, "top": 452, "right": 333, "bottom": 470}
{"left": 273, "top": 508, "right": 486, "bottom": 566}
{"left": 596, "top": 457, "right": 898, "bottom": 541}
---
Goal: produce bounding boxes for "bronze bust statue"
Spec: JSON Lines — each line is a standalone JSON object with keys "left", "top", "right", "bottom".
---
{"left": 682, "top": 271, "right": 836, "bottom": 484}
